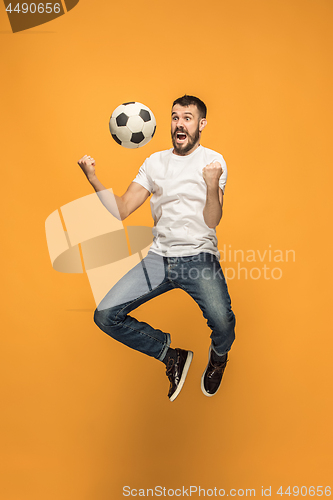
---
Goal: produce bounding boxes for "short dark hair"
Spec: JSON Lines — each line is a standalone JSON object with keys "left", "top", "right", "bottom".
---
{"left": 172, "top": 95, "right": 207, "bottom": 119}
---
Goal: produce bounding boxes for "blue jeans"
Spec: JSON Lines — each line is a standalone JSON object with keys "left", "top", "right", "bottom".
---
{"left": 94, "top": 251, "right": 235, "bottom": 361}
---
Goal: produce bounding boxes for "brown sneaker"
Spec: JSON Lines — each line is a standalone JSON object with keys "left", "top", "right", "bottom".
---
{"left": 166, "top": 348, "right": 193, "bottom": 402}
{"left": 201, "top": 346, "right": 228, "bottom": 397}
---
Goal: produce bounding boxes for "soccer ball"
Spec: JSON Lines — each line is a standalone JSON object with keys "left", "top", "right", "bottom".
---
{"left": 109, "top": 102, "right": 156, "bottom": 149}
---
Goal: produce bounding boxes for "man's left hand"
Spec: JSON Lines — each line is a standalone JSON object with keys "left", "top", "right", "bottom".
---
{"left": 202, "top": 161, "right": 223, "bottom": 187}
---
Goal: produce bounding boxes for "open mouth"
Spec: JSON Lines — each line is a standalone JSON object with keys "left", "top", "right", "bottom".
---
{"left": 176, "top": 132, "right": 187, "bottom": 142}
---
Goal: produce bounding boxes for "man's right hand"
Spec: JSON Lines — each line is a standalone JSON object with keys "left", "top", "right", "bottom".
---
{"left": 78, "top": 155, "right": 96, "bottom": 181}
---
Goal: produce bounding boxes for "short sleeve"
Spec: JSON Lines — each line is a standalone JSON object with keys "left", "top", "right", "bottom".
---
{"left": 219, "top": 157, "right": 228, "bottom": 194}
{"left": 132, "top": 159, "right": 153, "bottom": 194}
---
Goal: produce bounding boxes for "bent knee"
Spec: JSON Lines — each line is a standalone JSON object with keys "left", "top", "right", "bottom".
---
{"left": 94, "top": 307, "right": 118, "bottom": 328}
{"left": 210, "top": 308, "right": 236, "bottom": 332}
{"left": 94, "top": 308, "right": 104, "bottom": 327}
{"left": 225, "top": 309, "right": 236, "bottom": 330}
{"left": 214, "top": 306, "right": 235, "bottom": 322}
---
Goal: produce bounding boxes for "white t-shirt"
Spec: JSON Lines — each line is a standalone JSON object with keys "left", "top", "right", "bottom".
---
{"left": 132, "top": 145, "right": 228, "bottom": 258}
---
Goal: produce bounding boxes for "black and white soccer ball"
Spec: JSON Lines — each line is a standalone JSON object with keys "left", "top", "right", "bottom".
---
{"left": 109, "top": 102, "right": 156, "bottom": 149}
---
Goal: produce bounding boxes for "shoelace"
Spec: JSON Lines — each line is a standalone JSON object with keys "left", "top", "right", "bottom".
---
{"left": 208, "top": 359, "right": 228, "bottom": 374}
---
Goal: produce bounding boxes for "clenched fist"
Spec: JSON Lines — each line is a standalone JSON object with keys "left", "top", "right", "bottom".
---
{"left": 202, "top": 161, "right": 223, "bottom": 187}
{"left": 77, "top": 154, "right": 96, "bottom": 180}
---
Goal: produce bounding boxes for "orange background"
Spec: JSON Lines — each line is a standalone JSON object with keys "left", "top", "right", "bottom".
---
{"left": 1, "top": 1, "right": 332, "bottom": 499}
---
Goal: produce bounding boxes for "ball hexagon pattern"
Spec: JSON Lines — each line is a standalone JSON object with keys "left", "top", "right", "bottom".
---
{"left": 109, "top": 102, "right": 156, "bottom": 149}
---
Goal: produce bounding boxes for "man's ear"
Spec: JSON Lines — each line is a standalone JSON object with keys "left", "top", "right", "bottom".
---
{"left": 199, "top": 118, "right": 207, "bottom": 132}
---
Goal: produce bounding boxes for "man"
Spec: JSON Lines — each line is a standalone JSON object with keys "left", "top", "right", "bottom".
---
{"left": 78, "top": 95, "right": 235, "bottom": 401}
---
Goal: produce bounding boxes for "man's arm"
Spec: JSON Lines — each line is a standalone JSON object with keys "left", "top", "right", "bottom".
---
{"left": 202, "top": 161, "right": 224, "bottom": 228}
{"left": 77, "top": 154, "right": 150, "bottom": 221}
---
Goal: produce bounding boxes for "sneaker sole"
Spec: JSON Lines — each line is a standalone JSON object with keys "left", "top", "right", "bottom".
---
{"left": 169, "top": 351, "right": 193, "bottom": 402}
{"left": 201, "top": 346, "right": 219, "bottom": 397}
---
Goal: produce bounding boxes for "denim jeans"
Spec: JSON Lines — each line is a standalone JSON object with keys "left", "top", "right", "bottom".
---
{"left": 94, "top": 251, "right": 235, "bottom": 361}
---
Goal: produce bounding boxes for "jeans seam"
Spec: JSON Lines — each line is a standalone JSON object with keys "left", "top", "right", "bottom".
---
{"left": 97, "top": 315, "right": 170, "bottom": 349}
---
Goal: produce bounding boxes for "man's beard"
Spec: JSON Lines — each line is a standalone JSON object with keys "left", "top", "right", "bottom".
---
{"left": 171, "top": 125, "right": 200, "bottom": 156}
